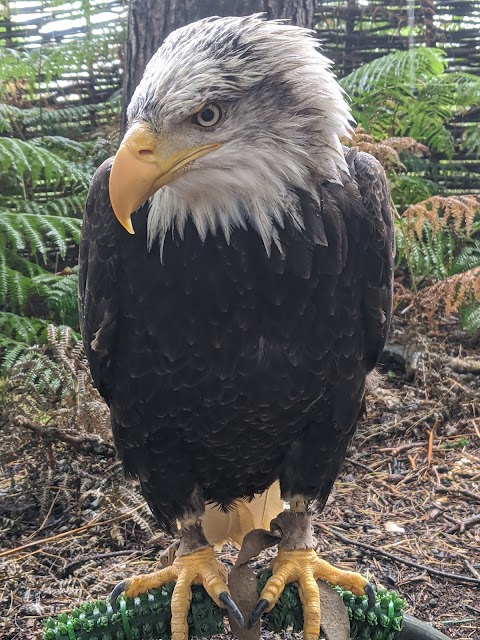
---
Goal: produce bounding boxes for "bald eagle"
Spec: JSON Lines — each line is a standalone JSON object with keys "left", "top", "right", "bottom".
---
{"left": 79, "top": 15, "right": 394, "bottom": 640}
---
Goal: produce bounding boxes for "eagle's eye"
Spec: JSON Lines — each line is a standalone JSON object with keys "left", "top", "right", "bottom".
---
{"left": 191, "top": 104, "right": 222, "bottom": 128}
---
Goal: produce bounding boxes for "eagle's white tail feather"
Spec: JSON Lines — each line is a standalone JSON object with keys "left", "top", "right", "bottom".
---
{"left": 201, "top": 481, "right": 283, "bottom": 549}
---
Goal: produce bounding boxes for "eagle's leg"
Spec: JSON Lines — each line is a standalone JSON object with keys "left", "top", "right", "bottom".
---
{"left": 248, "top": 502, "right": 374, "bottom": 639}
{"left": 111, "top": 519, "right": 243, "bottom": 640}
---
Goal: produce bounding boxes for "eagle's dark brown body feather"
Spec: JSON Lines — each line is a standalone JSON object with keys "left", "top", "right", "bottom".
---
{"left": 79, "top": 147, "right": 393, "bottom": 532}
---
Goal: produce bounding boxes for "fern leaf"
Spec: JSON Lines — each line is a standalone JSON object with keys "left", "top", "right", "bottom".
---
{"left": 418, "top": 266, "right": 480, "bottom": 321}
{"left": 461, "top": 127, "right": 480, "bottom": 156}
{"left": 32, "top": 272, "right": 79, "bottom": 324}
{"left": 0, "top": 137, "right": 91, "bottom": 189}
{"left": 461, "top": 304, "right": 480, "bottom": 333}
{"left": 0, "top": 216, "right": 26, "bottom": 252}
{"left": 0, "top": 254, "right": 7, "bottom": 306}
{"left": 32, "top": 136, "right": 93, "bottom": 157}
{"left": 0, "top": 311, "right": 49, "bottom": 348}
{"left": 1, "top": 213, "right": 82, "bottom": 259}
{"left": 1, "top": 343, "right": 31, "bottom": 375}
{"left": 5, "top": 194, "right": 86, "bottom": 219}
{"left": 340, "top": 48, "right": 446, "bottom": 97}
{"left": 5, "top": 93, "right": 121, "bottom": 142}
{"left": 0, "top": 138, "right": 31, "bottom": 175}
{"left": 17, "top": 215, "right": 48, "bottom": 260}
{"left": 395, "top": 196, "right": 480, "bottom": 283}
{"left": 452, "top": 242, "right": 480, "bottom": 274}
{"left": 0, "top": 103, "right": 16, "bottom": 133}
{"left": 4, "top": 249, "right": 49, "bottom": 278}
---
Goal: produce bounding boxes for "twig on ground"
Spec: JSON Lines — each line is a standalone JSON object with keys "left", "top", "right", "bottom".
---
{"left": 0, "top": 504, "right": 145, "bottom": 559}
{"left": 379, "top": 442, "right": 443, "bottom": 456}
{"left": 14, "top": 416, "right": 115, "bottom": 458}
{"left": 446, "top": 514, "right": 480, "bottom": 534}
{"left": 345, "top": 457, "right": 376, "bottom": 473}
{"left": 60, "top": 549, "right": 155, "bottom": 578}
{"left": 435, "top": 486, "right": 480, "bottom": 504}
{"left": 382, "top": 343, "right": 480, "bottom": 375}
{"left": 427, "top": 428, "right": 435, "bottom": 466}
{"left": 447, "top": 357, "right": 480, "bottom": 374}
{"left": 317, "top": 524, "right": 480, "bottom": 586}
{"left": 463, "top": 561, "right": 480, "bottom": 580}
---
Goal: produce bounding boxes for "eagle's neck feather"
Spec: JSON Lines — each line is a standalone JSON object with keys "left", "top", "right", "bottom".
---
{"left": 147, "top": 184, "right": 308, "bottom": 259}
{"left": 146, "top": 136, "right": 341, "bottom": 258}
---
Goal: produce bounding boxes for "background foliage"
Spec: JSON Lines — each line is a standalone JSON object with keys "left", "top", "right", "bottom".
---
{"left": 339, "top": 50, "right": 480, "bottom": 331}
{"left": 0, "top": 0, "right": 479, "bottom": 381}
{"left": 0, "top": 0, "right": 123, "bottom": 375}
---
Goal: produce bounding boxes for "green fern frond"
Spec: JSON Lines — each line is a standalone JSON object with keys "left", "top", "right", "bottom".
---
{"left": 400, "top": 76, "right": 459, "bottom": 155}
{"left": 396, "top": 219, "right": 452, "bottom": 282}
{"left": 0, "top": 137, "right": 32, "bottom": 175}
{"left": 33, "top": 136, "right": 93, "bottom": 156}
{"left": 0, "top": 213, "right": 82, "bottom": 258}
{"left": 452, "top": 242, "right": 480, "bottom": 274}
{"left": 453, "top": 74, "right": 480, "bottom": 110}
{"left": 1, "top": 328, "right": 79, "bottom": 389}
{"left": 0, "top": 1, "right": 124, "bottom": 374}
{"left": 0, "top": 256, "right": 79, "bottom": 323}
{"left": 461, "top": 303, "right": 480, "bottom": 333}
{"left": 0, "top": 215, "right": 25, "bottom": 253}
{"left": 390, "top": 174, "right": 437, "bottom": 208}
{"left": 341, "top": 49, "right": 479, "bottom": 157}
{"left": 461, "top": 127, "right": 480, "bottom": 156}
{"left": 0, "top": 137, "right": 91, "bottom": 189}
{"left": 0, "top": 103, "right": 16, "bottom": 133}
{"left": 395, "top": 196, "right": 480, "bottom": 284}
{"left": 0, "top": 33, "right": 121, "bottom": 90}
{"left": 340, "top": 48, "right": 446, "bottom": 97}
{"left": 1, "top": 323, "right": 85, "bottom": 420}
{"left": 2, "top": 194, "right": 86, "bottom": 219}
{"left": 4, "top": 250, "right": 49, "bottom": 279}
{"left": 2, "top": 266, "right": 35, "bottom": 313}
{"left": 0, "top": 311, "right": 50, "bottom": 350}
{"left": 0, "top": 254, "right": 7, "bottom": 306}
{"left": 13, "top": 92, "right": 121, "bottom": 129}
{"left": 1, "top": 343, "right": 32, "bottom": 376}
{"left": 33, "top": 272, "right": 79, "bottom": 324}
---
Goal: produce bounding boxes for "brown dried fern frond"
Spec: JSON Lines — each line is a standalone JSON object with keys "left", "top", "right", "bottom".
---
{"left": 3, "top": 325, "right": 110, "bottom": 440}
{"left": 393, "top": 281, "right": 415, "bottom": 312}
{"left": 382, "top": 136, "right": 430, "bottom": 156}
{"left": 417, "top": 266, "right": 480, "bottom": 322}
{"left": 401, "top": 195, "right": 480, "bottom": 240}
{"left": 341, "top": 128, "right": 430, "bottom": 169}
{"left": 102, "top": 482, "right": 156, "bottom": 543}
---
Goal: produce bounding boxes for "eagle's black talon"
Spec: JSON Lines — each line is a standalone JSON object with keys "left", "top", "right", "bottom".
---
{"left": 219, "top": 591, "right": 244, "bottom": 627}
{"left": 365, "top": 582, "right": 376, "bottom": 608}
{"left": 247, "top": 598, "right": 269, "bottom": 629}
{"left": 110, "top": 580, "right": 126, "bottom": 611}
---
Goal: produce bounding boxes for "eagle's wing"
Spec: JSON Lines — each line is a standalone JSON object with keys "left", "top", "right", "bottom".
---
{"left": 349, "top": 148, "right": 395, "bottom": 373}
{"left": 78, "top": 158, "right": 121, "bottom": 404}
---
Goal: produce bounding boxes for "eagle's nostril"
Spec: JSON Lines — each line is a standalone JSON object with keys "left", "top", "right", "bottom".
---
{"left": 138, "top": 148, "right": 155, "bottom": 159}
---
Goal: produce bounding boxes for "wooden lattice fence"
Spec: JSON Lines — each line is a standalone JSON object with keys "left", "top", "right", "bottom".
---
{"left": 0, "top": 0, "right": 126, "bottom": 125}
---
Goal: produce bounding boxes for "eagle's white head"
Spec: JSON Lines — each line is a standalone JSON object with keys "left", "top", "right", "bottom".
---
{"left": 109, "top": 15, "right": 352, "bottom": 255}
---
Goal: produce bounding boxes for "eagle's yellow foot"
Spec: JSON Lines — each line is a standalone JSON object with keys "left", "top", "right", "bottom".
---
{"left": 247, "top": 511, "right": 374, "bottom": 640}
{"left": 249, "top": 548, "right": 373, "bottom": 639}
{"left": 111, "top": 543, "right": 243, "bottom": 640}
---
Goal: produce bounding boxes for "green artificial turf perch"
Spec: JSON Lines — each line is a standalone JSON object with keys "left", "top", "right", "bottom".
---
{"left": 42, "top": 572, "right": 405, "bottom": 640}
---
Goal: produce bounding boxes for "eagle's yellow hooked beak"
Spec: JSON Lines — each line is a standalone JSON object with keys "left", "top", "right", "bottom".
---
{"left": 109, "top": 124, "right": 221, "bottom": 234}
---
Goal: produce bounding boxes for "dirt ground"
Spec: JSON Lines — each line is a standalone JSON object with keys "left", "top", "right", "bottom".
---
{"left": 0, "top": 312, "right": 479, "bottom": 640}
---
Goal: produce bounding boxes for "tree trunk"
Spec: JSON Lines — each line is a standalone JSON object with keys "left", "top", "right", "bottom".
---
{"left": 121, "top": 0, "right": 315, "bottom": 133}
